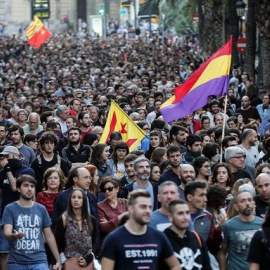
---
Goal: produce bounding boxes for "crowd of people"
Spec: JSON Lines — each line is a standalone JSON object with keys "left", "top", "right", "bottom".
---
{"left": 0, "top": 30, "right": 269, "bottom": 270}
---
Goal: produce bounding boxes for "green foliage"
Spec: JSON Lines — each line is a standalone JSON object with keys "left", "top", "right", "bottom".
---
{"left": 163, "top": 0, "right": 198, "bottom": 35}
{"left": 140, "top": 0, "right": 199, "bottom": 35}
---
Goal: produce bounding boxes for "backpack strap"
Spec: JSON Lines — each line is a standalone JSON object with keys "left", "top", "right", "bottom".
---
{"left": 192, "top": 231, "right": 202, "bottom": 248}
{"left": 37, "top": 155, "right": 42, "bottom": 169}
{"left": 57, "top": 154, "right": 61, "bottom": 166}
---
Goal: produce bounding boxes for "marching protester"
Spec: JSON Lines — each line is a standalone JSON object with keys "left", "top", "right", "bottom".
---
{"left": 0, "top": 27, "right": 267, "bottom": 270}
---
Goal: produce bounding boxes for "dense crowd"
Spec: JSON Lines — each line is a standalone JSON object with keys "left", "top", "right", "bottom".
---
{"left": 0, "top": 31, "right": 269, "bottom": 270}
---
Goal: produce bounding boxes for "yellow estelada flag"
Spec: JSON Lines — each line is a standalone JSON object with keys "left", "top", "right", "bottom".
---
{"left": 100, "top": 100, "right": 145, "bottom": 151}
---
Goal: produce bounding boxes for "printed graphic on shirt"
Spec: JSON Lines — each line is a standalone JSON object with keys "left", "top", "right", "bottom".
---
{"left": 175, "top": 248, "right": 202, "bottom": 270}
{"left": 124, "top": 243, "right": 159, "bottom": 267}
{"left": 234, "top": 230, "right": 257, "bottom": 253}
{"left": 15, "top": 214, "right": 41, "bottom": 252}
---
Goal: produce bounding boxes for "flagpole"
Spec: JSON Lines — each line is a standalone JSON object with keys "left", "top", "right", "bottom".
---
{"left": 220, "top": 94, "right": 228, "bottom": 162}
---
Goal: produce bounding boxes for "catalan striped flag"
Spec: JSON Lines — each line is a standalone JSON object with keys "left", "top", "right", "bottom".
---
{"left": 25, "top": 16, "right": 51, "bottom": 49}
{"left": 160, "top": 36, "right": 232, "bottom": 123}
{"left": 26, "top": 16, "right": 43, "bottom": 40}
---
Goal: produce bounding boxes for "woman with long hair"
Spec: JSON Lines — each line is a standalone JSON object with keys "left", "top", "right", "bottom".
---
{"left": 91, "top": 143, "right": 112, "bottom": 202}
{"left": 145, "top": 130, "right": 165, "bottom": 160}
{"left": 210, "top": 163, "right": 233, "bottom": 194}
{"left": 55, "top": 189, "right": 96, "bottom": 270}
{"left": 200, "top": 116, "right": 211, "bottom": 131}
{"left": 150, "top": 162, "right": 161, "bottom": 182}
{"left": 108, "top": 142, "right": 129, "bottom": 180}
{"left": 36, "top": 167, "right": 66, "bottom": 217}
{"left": 254, "top": 163, "right": 270, "bottom": 179}
{"left": 150, "top": 147, "right": 167, "bottom": 166}
{"left": 91, "top": 143, "right": 112, "bottom": 182}
{"left": 192, "top": 156, "right": 211, "bottom": 186}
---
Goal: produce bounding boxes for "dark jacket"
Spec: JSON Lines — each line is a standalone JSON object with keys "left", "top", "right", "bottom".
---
{"left": 192, "top": 210, "right": 222, "bottom": 255}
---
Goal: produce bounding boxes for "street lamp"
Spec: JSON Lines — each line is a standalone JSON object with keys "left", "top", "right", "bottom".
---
{"left": 236, "top": 0, "right": 246, "bottom": 37}
{"left": 236, "top": 0, "right": 246, "bottom": 17}
{"left": 236, "top": 0, "right": 246, "bottom": 66}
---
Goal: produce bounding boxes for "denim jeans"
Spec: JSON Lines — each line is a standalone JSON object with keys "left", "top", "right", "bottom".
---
{"left": 7, "top": 263, "right": 49, "bottom": 270}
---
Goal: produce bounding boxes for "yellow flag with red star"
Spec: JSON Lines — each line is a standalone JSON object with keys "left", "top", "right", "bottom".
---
{"left": 100, "top": 100, "right": 145, "bottom": 151}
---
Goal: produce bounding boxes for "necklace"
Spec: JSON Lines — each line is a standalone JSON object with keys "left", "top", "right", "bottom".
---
{"left": 75, "top": 217, "right": 82, "bottom": 221}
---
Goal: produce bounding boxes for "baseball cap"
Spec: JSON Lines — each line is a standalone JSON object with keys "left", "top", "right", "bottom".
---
{"left": 0, "top": 146, "right": 20, "bottom": 155}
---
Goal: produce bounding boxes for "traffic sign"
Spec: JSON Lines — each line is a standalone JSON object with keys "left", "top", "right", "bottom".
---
{"left": 236, "top": 37, "right": 246, "bottom": 53}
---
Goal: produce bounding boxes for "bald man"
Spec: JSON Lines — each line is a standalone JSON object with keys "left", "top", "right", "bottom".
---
{"left": 23, "top": 112, "right": 44, "bottom": 135}
{"left": 236, "top": 96, "right": 261, "bottom": 124}
{"left": 178, "top": 164, "right": 196, "bottom": 200}
{"left": 255, "top": 173, "right": 270, "bottom": 218}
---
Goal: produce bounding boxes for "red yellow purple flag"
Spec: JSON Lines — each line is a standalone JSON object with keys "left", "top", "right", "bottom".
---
{"left": 160, "top": 36, "right": 232, "bottom": 123}
{"left": 99, "top": 100, "right": 145, "bottom": 151}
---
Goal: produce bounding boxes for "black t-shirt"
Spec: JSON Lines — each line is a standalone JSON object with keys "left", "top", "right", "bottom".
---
{"left": 236, "top": 107, "right": 261, "bottom": 124}
{"left": 100, "top": 225, "right": 174, "bottom": 270}
{"left": 248, "top": 228, "right": 270, "bottom": 270}
{"left": 163, "top": 228, "right": 211, "bottom": 270}
{"left": 31, "top": 154, "right": 70, "bottom": 193}
{"left": 232, "top": 169, "right": 251, "bottom": 185}
{"left": 254, "top": 196, "right": 269, "bottom": 218}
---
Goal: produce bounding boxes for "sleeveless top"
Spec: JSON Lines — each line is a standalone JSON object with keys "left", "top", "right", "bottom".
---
{"left": 64, "top": 213, "right": 92, "bottom": 258}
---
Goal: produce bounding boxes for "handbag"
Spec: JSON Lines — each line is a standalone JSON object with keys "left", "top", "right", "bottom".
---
{"left": 63, "top": 257, "right": 94, "bottom": 270}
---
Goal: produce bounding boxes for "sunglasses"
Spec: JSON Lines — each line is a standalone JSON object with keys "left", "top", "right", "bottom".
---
{"left": 102, "top": 187, "right": 114, "bottom": 193}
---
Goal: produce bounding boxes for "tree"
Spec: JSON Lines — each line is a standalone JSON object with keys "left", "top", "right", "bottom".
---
{"left": 255, "top": 0, "right": 270, "bottom": 92}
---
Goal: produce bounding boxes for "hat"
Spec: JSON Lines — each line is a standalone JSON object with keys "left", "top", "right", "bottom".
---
{"left": 17, "top": 109, "right": 28, "bottom": 116}
{"left": 0, "top": 146, "right": 20, "bottom": 155}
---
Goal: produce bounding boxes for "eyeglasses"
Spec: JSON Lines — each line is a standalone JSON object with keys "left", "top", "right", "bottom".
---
{"left": 232, "top": 155, "right": 246, "bottom": 159}
{"left": 102, "top": 187, "right": 114, "bottom": 193}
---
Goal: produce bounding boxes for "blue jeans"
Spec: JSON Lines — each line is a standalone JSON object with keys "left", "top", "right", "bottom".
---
{"left": 7, "top": 263, "right": 49, "bottom": 270}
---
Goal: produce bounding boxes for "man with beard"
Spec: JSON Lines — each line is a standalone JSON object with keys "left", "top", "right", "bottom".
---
{"left": 159, "top": 146, "right": 182, "bottom": 186}
{"left": 169, "top": 125, "right": 188, "bottom": 154}
{"left": 30, "top": 132, "right": 70, "bottom": 193}
{"left": 8, "top": 125, "right": 35, "bottom": 166}
{"left": 101, "top": 190, "right": 181, "bottom": 270}
{"left": 120, "top": 154, "right": 138, "bottom": 187}
{"left": 182, "top": 135, "right": 202, "bottom": 165}
{"left": 218, "top": 190, "right": 263, "bottom": 270}
{"left": 0, "top": 146, "right": 35, "bottom": 268}
{"left": 236, "top": 96, "right": 261, "bottom": 124}
{"left": 163, "top": 200, "right": 211, "bottom": 270}
{"left": 206, "top": 99, "right": 221, "bottom": 128}
{"left": 78, "top": 112, "right": 92, "bottom": 142}
{"left": 62, "top": 127, "right": 92, "bottom": 170}
{"left": 177, "top": 164, "right": 196, "bottom": 200}
{"left": 0, "top": 124, "right": 11, "bottom": 146}
{"left": 149, "top": 181, "right": 179, "bottom": 231}
{"left": 240, "top": 129, "right": 259, "bottom": 167}
{"left": 120, "top": 157, "right": 159, "bottom": 210}
{"left": 2, "top": 175, "right": 61, "bottom": 269}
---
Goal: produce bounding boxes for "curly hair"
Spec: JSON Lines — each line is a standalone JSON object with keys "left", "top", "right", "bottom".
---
{"left": 207, "top": 186, "right": 227, "bottom": 210}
